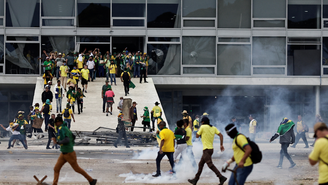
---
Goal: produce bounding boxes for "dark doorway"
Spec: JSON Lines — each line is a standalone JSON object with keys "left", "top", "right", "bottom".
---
{"left": 112, "top": 37, "right": 144, "bottom": 54}
{"left": 79, "top": 44, "right": 110, "bottom": 55}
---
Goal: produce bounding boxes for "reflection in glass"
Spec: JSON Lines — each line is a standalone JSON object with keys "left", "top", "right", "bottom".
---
{"left": 0, "top": 36, "right": 4, "bottom": 64}
{"left": 112, "top": 0, "right": 145, "bottom": 17}
{"left": 183, "top": 67, "right": 215, "bottom": 74}
{"left": 147, "top": 0, "right": 180, "bottom": 28}
{"left": 252, "top": 37, "right": 286, "bottom": 65}
{"left": 77, "top": 1, "right": 110, "bottom": 27}
{"left": 322, "top": 38, "right": 328, "bottom": 65}
{"left": 148, "top": 37, "right": 180, "bottom": 42}
{"left": 288, "top": 5, "right": 320, "bottom": 29}
{"left": 42, "top": 0, "right": 75, "bottom": 17}
{"left": 253, "top": 20, "right": 285, "bottom": 27}
{"left": 41, "top": 36, "right": 75, "bottom": 55}
{"left": 113, "top": 19, "right": 144, "bottom": 27}
{"left": 5, "top": 43, "right": 39, "bottom": 74}
{"left": 253, "top": 0, "right": 286, "bottom": 18}
{"left": 183, "top": 0, "right": 216, "bottom": 17}
{"left": 253, "top": 67, "right": 285, "bottom": 75}
{"left": 6, "top": 0, "right": 40, "bottom": 27}
{"left": 287, "top": 45, "right": 320, "bottom": 76}
{"left": 218, "top": 38, "right": 250, "bottom": 42}
{"left": 218, "top": 44, "right": 251, "bottom": 75}
{"left": 183, "top": 20, "right": 215, "bottom": 27}
{"left": 147, "top": 44, "right": 181, "bottom": 75}
{"left": 218, "top": 0, "right": 251, "bottom": 28}
{"left": 182, "top": 36, "right": 216, "bottom": 65}
{"left": 0, "top": 0, "right": 3, "bottom": 16}
{"left": 42, "top": 19, "right": 74, "bottom": 26}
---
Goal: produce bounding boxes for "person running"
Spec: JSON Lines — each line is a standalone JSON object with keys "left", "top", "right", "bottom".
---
{"left": 188, "top": 117, "right": 227, "bottom": 185}
{"left": 223, "top": 123, "right": 253, "bottom": 185}
{"left": 76, "top": 87, "right": 85, "bottom": 114}
{"left": 151, "top": 102, "right": 162, "bottom": 132}
{"left": 0, "top": 121, "right": 27, "bottom": 149}
{"left": 141, "top": 107, "right": 151, "bottom": 132}
{"left": 102, "top": 80, "right": 111, "bottom": 113}
{"left": 105, "top": 88, "right": 115, "bottom": 116}
{"left": 153, "top": 121, "right": 175, "bottom": 177}
{"left": 120, "top": 68, "right": 131, "bottom": 96}
{"left": 15, "top": 114, "right": 29, "bottom": 147}
{"left": 41, "top": 99, "right": 52, "bottom": 131}
{"left": 52, "top": 115, "right": 97, "bottom": 185}
{"left": 270, "top": 117, "right": 296, "bottom": 169}
{"left": 62, "top": 104, "right": 75, "bottom": 129}
{"left": 54, "top": 80, "right": 64, "bottom": 113}
{"left": 81, "top": 65, "right": 90, "bottom": 93}
{"left": 291, "top": 114, "right": 309, "bottom": 148}
{"left": 173, "top": 120, "right": 187, "bottom": 162}
{"left": 308, "top": 122, "right": 328, "bottom": 185}
{"left": 114, "top": 112, "right": 130, "bottom": 148}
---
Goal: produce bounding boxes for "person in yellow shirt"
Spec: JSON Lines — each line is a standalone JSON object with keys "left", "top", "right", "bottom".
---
{"left": 192, "top": 115, "right": 200, "bottom": 142}
{"left": 291, "top": 115, "right": 309, "bottom": 148}
{"left": 62, "top": 104, "right": 75, "bottom": 129}
{"left": 67, "top": 75, "right": 77, "bottom": 90}
{"left": 188, "top": 117, "right": 227, "bottom": 185}
{"left": 59, "top": 62, "right": 69, "bottom": 91}
{"left": 71, "top": 67, "right": 81, "bottom": 88}
{"left": 182, "top": 110, "right": 193, "bottom": 129}
{"left": 81, "top": 65, "right": 90, "bottom": 93}
{"left": 77, "top": 53, "right": 85, "bottom": 70}
{"left": 248, "top": 114, "right": 257, "bottom": 141}
{"left": 152, "top": 121, "right": 175, "bottom": 177}
{"left": 223, "top": 123, "right": 253, "bottom": 185}
{"left": 151, "top": 102, "right": 162, "bottom": 131}
{"left": 109, "top": 60, "right": 117, "bottom": 85}
{"left": 43, "top": 71, "right": 53, "bottom": 88}
{"left": 183, "top": 119, "right": 197, "bottom": 169}
{"left": 309, "top": 122, "right": 328, "bottom": 185}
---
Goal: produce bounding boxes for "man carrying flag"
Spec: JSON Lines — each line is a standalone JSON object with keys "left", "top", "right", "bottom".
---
{"left": 269, "top": 117, "right": 296, "bottom": 169}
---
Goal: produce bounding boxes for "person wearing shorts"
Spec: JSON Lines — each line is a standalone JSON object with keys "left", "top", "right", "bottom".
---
{"left": 81, "top": 65, "right": 90, "bottom": 93}
{"left": 105, "top": 88, "right": 115, "bottom": 116}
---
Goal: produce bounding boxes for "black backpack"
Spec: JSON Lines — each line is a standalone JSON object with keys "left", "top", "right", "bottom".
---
{"left": 63, "top": 108, "right": 70, "bottom": 118}
{"left": 122, "top": 71, "right": 129, "bottom": 81}
{"left": 43, "top": 104, "right": 50, "bottom": 114}
{"left": 235, "top": 134, "right": 262, "bottom": 164}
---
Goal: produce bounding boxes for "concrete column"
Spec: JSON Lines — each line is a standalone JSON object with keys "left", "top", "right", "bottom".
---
{"left": 315, "top": 86, "right": 320, "bottom": 115}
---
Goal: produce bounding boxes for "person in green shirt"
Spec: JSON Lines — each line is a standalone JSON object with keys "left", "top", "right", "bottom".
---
{"left": 141, "top": 107, "right": 151, "bottom": 132}
{"left": 16, "top": 114, "right": 29, "bottom": 146}
{"left": 101, "top": 80, "right": 111, "bottom": 113}
{"left": 43, "top": 57, "right": 52, "bottom": 74}
{"left": 52, "top": 116, "right": 97, "bottom": 185}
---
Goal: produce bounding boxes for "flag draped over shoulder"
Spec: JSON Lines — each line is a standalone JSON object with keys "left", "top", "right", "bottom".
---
{"left": 277, "top": 118, "right": 295, "bottom": 136}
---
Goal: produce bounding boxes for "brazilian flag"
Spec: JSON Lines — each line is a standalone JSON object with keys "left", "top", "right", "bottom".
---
{"left": 277, "top": 118, "right": 295, "bottom": 136}
{"left": 129, "top": 81, "right": 136, "bottom": 89}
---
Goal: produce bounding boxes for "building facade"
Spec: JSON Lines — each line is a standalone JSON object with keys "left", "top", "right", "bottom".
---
{"left": 1, "top": 0, "right": 328, "bottom": 131}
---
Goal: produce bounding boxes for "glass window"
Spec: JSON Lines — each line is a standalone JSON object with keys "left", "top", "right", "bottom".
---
{"left": 183, "top": 20, "right": 215, "bottom": 27}
{"left": 0, "top": 65, "right": 3, "bottom": 73}
{"left": 6, "top": 0, "right": 40, "bottom": 27}
{"left": 147, "top": 44, "right": 181, "bottom": 75}
{"left": 183, "top": 0, "right": 216, "bottom": 17}
{"left": 0, "top": 0, "right": 4, "bottom": 16}
{"left": 7, "top": 36, "right": 38, "bottom": 41}
{"left": 253, "top": 20, "right": 285, "bottom": 28}
{"left": 287, "top": 45, "right": 320, "bottom": 75}
{"left": 42, "top": 19, "right": 74, "bottom": 26}
{"left": 253, "top": 67, "right": 285, "bottom": 75}
{"left": 218, "top": 38, "right": 250, "bottom": 43}
{"left": 253, "top": 0, "right": 286, "bottom": 18}
{"left": 41, "top": 36, "right": 75, "bottom": 55}
{"left": 323, "top": 38, "right": 328, "bottom": 66}
{"left": 147, "top": 0, "right": 181, "bottom": 28}
{"left": 113, "top": 19, "right": 144, "bottom": 27}
{"left": 77, "top": 0, "right": 110, "bottom": 27}
{"left": 0, "top": 36, "right": 3, "bottom": 64}
{"left": 148, "top": 37, "right": 180, "bottom": 42}
{"left": 324, "top": 0, "right": 328, "bottom": 18}
{"left": 323, "top": 68, "right": 328, "bottom": 75}
{"left": 218, "top": 44, "right": 251, "bottom": 75}
{"left": 252, "top": 37, "right": 286, "bottom": 65}
{"left": 112, "top": 0, "right": 145, "bottom": 17}
{"left": 5, "top": 43, "right": 39, "bottom": 74}
{"left": 41, "top": 0, "right": 75, "bottom": 17}
{"left": 288, "top": 1, "right": 321, "bottom": 29}
{"left": 218, "top": 0, "right": 251, "bottom": 28}
{"left": 183, "top": 67, "right": 215, "bottom": 74}
{"left": 182, "top": 36, "right": 216, "bottom": 65}
{"left": 78, "top": 36, "right": 110, "bottom": 42}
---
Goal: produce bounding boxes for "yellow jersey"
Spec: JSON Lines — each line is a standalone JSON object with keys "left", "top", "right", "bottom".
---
{"left": 152, "top": 106, "right": 162, "bottom": 117}
{"left": 309, "top": 135, "right": 328, "bottom": 184}
{"left": 81, "top": 69, "right": 89, "bottom": 80}
{"left": 249, "top": 119, "right": 257, "bottom": 133}
{"left": 193, "top": 119, "right": 199, "bottom": 131}
{"left": 159, "top": 128, "right": 175, "bottom": 152}
{"left": 233, "top": 134, "right": 253, "bottom": 167}
{"left": 197, "top": 125, "right": 220, "bottom": 150}
{"left": 185, "top": 126, "right": 192, "bottom": 146}
{"left": 62, "top": 108, "right": 73, "bottom": 119}
{"left": 296, "top": 121, "right": 305, "bottom": 132}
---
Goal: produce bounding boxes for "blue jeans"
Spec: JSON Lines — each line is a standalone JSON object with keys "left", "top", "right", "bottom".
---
{"left": 228, "top": 164, "right": 253, "bottom": 185}
{"left": 56, "top": 67, "right": 60, "bottom": 79}
{"left": 134, "top": 65, "right": 140, "bottom": 77}
{"left": 56, "top": 97, "right": 62, "bottom": 113}
{"left": 98, "top": 66, "right": 105, "bottom": 77}
{"left": 156, "top": 152, "right": 174, "bottom": 175}
{"left": 106, "top": 71, "right": 109, "bottom": 81}
{"left": 89, "top": 69, "right": 94, "bottom": 81}
{"left": 9, "top": 135, "right": 27, "bottom": 149}
{"left": 44, "top": 114, "right": 50, "bottom": 131}
{"left": 110, "top": 73, "right": 116, "bottom": 85}
{"left": 94, "top": 69, "right": 97, "bottom": 80}
{"left": 64, "top": 119, "right": 71, "bottom": 129}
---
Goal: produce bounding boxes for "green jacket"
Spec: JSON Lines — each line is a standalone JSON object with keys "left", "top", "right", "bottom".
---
{"left": 56, "top": 122, "right": 74, "bottom": 153}
{"left": 143, "top": 110, "right": 150, "bottom": 122}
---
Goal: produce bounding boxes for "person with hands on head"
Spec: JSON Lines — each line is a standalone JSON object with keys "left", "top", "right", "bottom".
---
{"left": 152, "top": 121, "right": 175, "bottom": 177}
{"left": 269, "top": 117, "right": 296, "bottom": 169}
{"left": 52, "top": 115, "right": 97, "bottom": 185}
{"left": 188, "top": 117, "right": 227, "bottom": 185}
{"left": 223, "top": 124, "right": 253, "bottom": 185}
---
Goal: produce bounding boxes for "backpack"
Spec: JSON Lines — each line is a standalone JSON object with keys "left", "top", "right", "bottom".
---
{"left": 43, "top": 104, "right": 50, "bottom": 114}
{"left": 63, "top": 108, "right": 70, "bottom": 118}
{"left": 235, "top": 134, "right": 262, "bottom": 164}
{"left": 122, "top": 71, "right": 129, "bottom": 81}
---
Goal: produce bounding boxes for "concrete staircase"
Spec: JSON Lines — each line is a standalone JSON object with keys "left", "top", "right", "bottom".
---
{"left": 32, "top": 77, "right": 165, "bottom": 132}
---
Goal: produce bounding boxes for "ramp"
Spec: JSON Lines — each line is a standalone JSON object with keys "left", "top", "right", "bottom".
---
{"left": 32, "top": 77, "right": 166, "bottom": 131}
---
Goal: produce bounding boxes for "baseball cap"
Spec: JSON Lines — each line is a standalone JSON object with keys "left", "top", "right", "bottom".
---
{"left": 313, "top": 122, "right": 328, "bottom": 138}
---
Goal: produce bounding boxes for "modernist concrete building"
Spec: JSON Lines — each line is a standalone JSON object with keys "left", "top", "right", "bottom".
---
{"left": 1, "top": 0, "right": 328, "bottom": 132}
